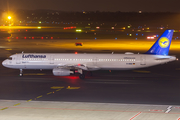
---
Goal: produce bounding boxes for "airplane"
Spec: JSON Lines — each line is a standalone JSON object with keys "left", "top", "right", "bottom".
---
{"left": 2, "top": 29, "right": 177, "bottom": 79}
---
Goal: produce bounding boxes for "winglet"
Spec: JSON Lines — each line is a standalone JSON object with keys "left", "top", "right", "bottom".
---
{"left": 145, "top": 29, "right": 174, "bottom": 55}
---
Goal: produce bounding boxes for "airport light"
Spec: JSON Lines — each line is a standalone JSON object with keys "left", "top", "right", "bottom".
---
{"left": 96, "top": 27, "right": 100, "bottom": 29}
{"left": 8, "top": 16, "right": 11, "bottom": 20}
{"left": 7, "top": 16, "right": 12, "bottom": 26}
{"left": 147, "top": 36, "right": 154, "bottom": 39}
{"left": 76, "top": 29, "right": 82, "bottom": 32}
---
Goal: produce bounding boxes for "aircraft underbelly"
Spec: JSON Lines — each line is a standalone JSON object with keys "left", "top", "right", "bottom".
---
{"left": 25, "top": 65, "right": 55, "bottom": 69}
{"left": 12, "top": 64, "right": 55, "bottom": 69}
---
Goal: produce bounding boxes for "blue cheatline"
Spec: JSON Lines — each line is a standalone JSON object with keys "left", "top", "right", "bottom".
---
{"left": 145, "top": 29, "right": 174, "bottom": 55}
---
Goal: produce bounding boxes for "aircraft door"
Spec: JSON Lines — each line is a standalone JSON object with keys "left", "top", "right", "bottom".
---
{"left": 93, "top": 57, "right": 98, "bottom": 66}
{"left": 16, "top": 54, "right": 21, "bottom": 64}
{"left": 140, "top": 56, "right": 146, "bottom": 65}
{"left": 50, "top": 55, "right": 54, "bottom": 64}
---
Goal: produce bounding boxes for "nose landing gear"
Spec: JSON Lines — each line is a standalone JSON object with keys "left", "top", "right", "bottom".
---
{"left": 19, "top": 69, "right": 23, "bottom": 76}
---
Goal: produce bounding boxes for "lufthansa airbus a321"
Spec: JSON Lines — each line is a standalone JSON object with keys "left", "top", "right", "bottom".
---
{"left": 2, "top": 30, "right": 177, "bottom": 79}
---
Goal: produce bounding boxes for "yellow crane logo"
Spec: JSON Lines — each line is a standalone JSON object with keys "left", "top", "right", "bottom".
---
{"left": 158, "top": 37, "right": 170, "bottom": 48}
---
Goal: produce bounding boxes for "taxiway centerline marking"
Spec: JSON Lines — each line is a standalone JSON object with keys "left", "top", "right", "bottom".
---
{"left": 36, "top": 95, "right": 43, "bottom": 98}
{"left": 13, "top": 103, "right": 21, "bottom": 106}
{"left": 26, "top": 99, "right": 32, "bottom": 102}
{"left": 1, "top": 107, "right": 8, "bottom": 110}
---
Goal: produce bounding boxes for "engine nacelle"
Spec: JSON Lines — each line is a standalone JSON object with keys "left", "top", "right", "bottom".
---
{"left": 53, "top": 68, "right": 73, "bottom": 76}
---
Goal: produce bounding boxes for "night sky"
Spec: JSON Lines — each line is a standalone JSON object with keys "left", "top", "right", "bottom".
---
{"left": 0, "top": 0, "right": 180, "bottom": 12}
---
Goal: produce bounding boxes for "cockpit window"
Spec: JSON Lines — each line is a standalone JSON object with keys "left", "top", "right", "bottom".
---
{"left": 8, "top": 57, "right": 12, "bottom": 60}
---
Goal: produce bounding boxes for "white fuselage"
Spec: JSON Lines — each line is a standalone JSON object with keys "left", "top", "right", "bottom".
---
{"left": 2, "top": 53, "right": 176, "bottom": 71}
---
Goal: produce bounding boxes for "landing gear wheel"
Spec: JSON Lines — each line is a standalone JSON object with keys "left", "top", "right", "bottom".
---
{"left": 19, "top": 69, "right": 23, "bottom": 77}
{"left": 79, "top": 74, "right": 85, "bottom": 79}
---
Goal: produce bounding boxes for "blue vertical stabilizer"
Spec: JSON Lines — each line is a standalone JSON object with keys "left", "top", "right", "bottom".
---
{"left": 145, "top": 30, "right": 174, "bottom": 55}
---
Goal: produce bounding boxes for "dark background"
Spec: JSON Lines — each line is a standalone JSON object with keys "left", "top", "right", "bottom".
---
{"left": 0, "top": 0, "right": 180, "bottom": 12}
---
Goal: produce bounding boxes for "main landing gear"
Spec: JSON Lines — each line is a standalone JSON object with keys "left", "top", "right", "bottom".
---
{"left": 78, "top": 69, "right": 85, "bottom": 79}
{"left": 77, "top": 69, "right": 94, "bottom": 79}
{"left": 19, "top": 69, "right": 23, "bottom": 76}
{"left": 78, "top": 71, "right": 93, "bottom": 79}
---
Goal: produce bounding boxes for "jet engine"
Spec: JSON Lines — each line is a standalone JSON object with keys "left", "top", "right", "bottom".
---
{"left": 53, "top": 68, "right": 73, "bottom": 76}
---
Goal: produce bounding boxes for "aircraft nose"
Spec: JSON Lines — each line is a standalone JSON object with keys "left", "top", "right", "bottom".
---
{"left": 2, "top": 60, "right": 7, "bottom": 67}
